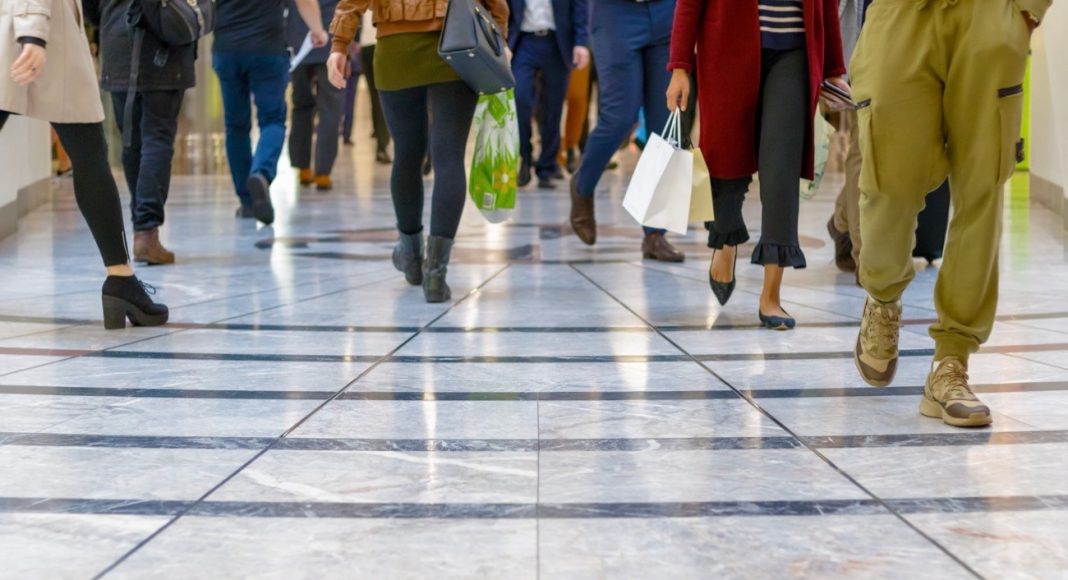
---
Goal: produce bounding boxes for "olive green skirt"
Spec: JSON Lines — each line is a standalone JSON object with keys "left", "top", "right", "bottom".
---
{"left": 374, "top": 32, "right": 462, "bottom": 91}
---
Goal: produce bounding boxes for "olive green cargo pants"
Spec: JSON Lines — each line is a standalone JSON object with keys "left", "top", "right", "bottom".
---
{"left": 850, "top": 0, "right": 1045, "bottom": 362}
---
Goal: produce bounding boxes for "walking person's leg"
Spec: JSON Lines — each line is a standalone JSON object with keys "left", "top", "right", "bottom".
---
{"left": 313, "top": 63, "right": 344, "bottom": 189}
{"left": 127, "top": 90, "right": 183, "bottom": 265}
{"left": 213, "top": 53, "right": 256, "bottom": 213}
{"left": 533, "top": 38, "right": 569, "bottom": 187}
{"left": 638, "top": 36, "right": 684, "bottom": 262}
{"left": 752, "top": 49, "right": 809, "bottom": 329}
{"left": 49, "top": 120, "right": 169, "bottom": 328}
{"left": 512, "top": 36, "right": 539, "bottom": 188}
{"left": 378, "top": 85, "right": 429, "bottom": 286}
{"left": 362, "top": 45, "right": 391, "bottom": 161}
{"left": 342, "top": 60, "right": 359, "bottom": 144}
{"left": 571, "top": 1, "right": 645, "bottom": 245}
{"left": 422, "top": 81, "right": 479, "bottom": 302}
{"left": 560, "top": 65, "right": 590, "bottom": 173}
{"left": 289, "top": 64, "right": 316, "bottom": 185}
{"left": 246, "top": 53, "right": 291, "bottom": 224}
{"left": 850, "top": 5, "right": 947, "bottom": 389}
{"left": 830, "top": 109, "right": 862, "bottom": 274}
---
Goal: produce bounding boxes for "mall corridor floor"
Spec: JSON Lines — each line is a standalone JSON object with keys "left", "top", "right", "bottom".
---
{"left": 1, "top": 142, "right": 1068, "bottom": 578}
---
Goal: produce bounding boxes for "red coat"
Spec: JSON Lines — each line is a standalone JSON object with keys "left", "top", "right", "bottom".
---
{"left": 668, "top": 0, "right": 846, "bottom": 180}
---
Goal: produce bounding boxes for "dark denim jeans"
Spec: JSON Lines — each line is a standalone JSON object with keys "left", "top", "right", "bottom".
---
{"left": 110, "top": 90, "right": 184, "bottom": 231}
{"left": 212, "top": 52, "right": 289, "bottom": 206}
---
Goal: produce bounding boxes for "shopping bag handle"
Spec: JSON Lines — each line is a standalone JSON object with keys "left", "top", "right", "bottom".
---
{"left": 659, "top": 109, "right": 682, "bottom": 148}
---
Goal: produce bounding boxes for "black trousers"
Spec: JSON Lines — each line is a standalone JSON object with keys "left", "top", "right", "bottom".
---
{"left": 289, "top": 63, "right": 344, "bottom": 175}
{"left": 0, "top": 111, "right": 128, "bottom": 266}
{"left": 378, "top": 81, "right": 477, "bottom": 239}
{"left": 110, "top": 90, "right": 184, "bottom": 231}
{"left": 708, "top": 48, "right": 808, "bottom": 269}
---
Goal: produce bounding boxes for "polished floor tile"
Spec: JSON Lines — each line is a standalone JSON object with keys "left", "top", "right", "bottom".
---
{"left": 1, "top": 114, "right": 1066, "bottom": 577}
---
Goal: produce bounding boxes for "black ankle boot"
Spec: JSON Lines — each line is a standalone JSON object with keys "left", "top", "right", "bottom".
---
{"left": 423, "top": 236, "right": 454, "bottom": 303}
{"left": 101, "top": 275, "right": 169, "bottom": 330}
{"left": 392, "top": 231, "right": 424, "bottom": 286}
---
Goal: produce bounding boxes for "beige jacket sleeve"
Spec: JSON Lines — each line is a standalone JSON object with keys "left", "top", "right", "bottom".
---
{"left": 330, "top": 0, "right": 372, "bottom": 53}
{"left": 1014, "top": 0, "right": 1052, "bottom": 21}
{"left": 14, "top": 0, "right": 52, "bottom": 42}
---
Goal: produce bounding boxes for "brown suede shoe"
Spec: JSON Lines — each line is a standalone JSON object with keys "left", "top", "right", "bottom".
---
{"left": 642, "top": 232, "right": 685, "bottom": 262}
{"left": 569, "top": 176, "right": 597, "bottom": 246}
{"left": 315, "top": 175, "right": 333, "bottom": 191}
{"left": 133, "top": 228, "right": 175, "bottom": 265}
{"left": 827, "top": 217, "right": 855, "bottom": 273}
{"left": 298, "top": 168, "right": 314, "bottom": 186}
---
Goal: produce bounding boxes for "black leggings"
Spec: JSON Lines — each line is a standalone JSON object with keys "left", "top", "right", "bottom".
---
{"left": 378, "top": 81, "right": 478, "bottom": 239}
{"left": 708, "top": 48, "right": 809, "bottom": 269}
{"left": 0, "top": 111, "right": 129, "bottom": 266}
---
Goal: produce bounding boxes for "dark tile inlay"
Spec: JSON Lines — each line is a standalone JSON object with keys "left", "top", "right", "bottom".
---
{"left": 4, "top": 495, "right": 1067, "bottom": 518}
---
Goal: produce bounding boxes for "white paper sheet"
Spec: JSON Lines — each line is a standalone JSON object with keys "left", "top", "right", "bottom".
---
{"left": 289, "top": 33, "right": 314, "bottom": 72}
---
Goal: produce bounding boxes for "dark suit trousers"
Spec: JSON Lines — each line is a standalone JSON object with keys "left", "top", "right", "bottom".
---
{"left": 110, "top": 90, "right": 184, "bottom": 231}
{"left": 513, "top": 32, "right": 570, "bottom": 179}
{"left": 289, "top": 63, "right": 344, "bottom": 176}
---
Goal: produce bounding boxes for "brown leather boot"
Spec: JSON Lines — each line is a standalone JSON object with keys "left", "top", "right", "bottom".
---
{"left": 569, "top": 176, "right": 597, "bottom": 245}
{"left": 827, "top": 217, "right": 856, "bottom": 273}
{"left": 133, "top": 228, "right": 175, "bottom": 265}
{"left": 642, "top": 232, "right": 685, "bottom": 262}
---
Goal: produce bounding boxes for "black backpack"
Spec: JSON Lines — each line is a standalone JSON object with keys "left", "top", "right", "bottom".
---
{"left": 122, "top": 0, "right": 216, "bottom": 145}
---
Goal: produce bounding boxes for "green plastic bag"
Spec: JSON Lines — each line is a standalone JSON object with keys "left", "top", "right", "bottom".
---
{"left": 469, "top": 89, "right": 519, "bottom": 223}
{"left": 801, "top": 112, "right": 835, "bottom": 201}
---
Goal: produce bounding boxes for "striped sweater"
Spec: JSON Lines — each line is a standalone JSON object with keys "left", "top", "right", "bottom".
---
{"left": 759, "top": 0, "right": 806, "bottom": 51}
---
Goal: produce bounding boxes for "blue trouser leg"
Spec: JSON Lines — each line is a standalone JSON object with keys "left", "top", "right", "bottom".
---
{"left": 513, "top": 36, "right": 539, "bottom": 169}
{"left": 248, "top": 54, "right": 290, "bottom": 184}
{"left": 534, "top": 38, "right": 569, "bottom": 179}
{"left": 576, "top": 2, "right": 644, "bottom": 198}
{"left": 213, "top": 52, "right": 254, "bottom": 206}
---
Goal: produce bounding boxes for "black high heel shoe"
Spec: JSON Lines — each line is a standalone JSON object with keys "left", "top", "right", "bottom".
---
{"left": 759, "top": 308, "right": 796, "bottom": 331}
{"left": 709, "top": 248, "right": 737, "bottom": 306}
{"left": 101, "top": 276, "right": 169, "bottom": 330}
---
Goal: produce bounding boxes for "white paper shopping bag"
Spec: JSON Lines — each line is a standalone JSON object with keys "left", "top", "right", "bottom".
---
{"left": 622, "top": 110, "right": 694, "bottom": 235}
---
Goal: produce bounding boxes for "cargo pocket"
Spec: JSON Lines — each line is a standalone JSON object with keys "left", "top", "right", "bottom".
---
{"left": 855, "top": 99, "right": 879, "bottom": 193}
{"left": 996, "top": 84, "right": 1024, "bottom": 185}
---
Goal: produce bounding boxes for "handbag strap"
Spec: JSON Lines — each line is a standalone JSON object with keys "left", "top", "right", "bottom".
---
{"left": 123, "top": 26, "right": 145, "bottom": 149}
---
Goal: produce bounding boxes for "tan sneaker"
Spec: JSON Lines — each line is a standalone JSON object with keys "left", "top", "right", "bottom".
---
{"left": 920, "top": 358, "right": 992, "bottom": 428}
{"left": 854, "top": 296, "right": 901, "bottom": 387}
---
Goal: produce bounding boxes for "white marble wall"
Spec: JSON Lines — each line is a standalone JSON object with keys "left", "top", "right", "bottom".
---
{"left": 1030, "top": 4, "right": 1068, "bottom": 213}
{"left": 0, "top": 116, "right": 51, "bottom": 238}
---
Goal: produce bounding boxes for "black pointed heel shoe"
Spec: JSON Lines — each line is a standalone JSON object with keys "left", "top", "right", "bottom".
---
{"left": 101, "top": 276, "right": 169, "bottom": 330}
{"left": 709, "top": 248, "right": 737, "bottom": 306}
{"left": 759, "top": 309, "right": 796, "bottom": 331}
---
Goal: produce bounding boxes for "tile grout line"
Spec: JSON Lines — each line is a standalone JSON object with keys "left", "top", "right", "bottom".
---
{"left": 91, "top": 263, "right": 512, "bottom": 579}
{"left": 0, "top": 265, "right": 410, "bottom": 382}
{"left": 567, "top": 262, "right": 985, "bottom": 580}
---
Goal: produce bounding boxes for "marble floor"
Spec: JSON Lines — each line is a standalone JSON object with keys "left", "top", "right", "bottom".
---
{"left": 1, "top": 134, "right": 1068, "bottom": 579}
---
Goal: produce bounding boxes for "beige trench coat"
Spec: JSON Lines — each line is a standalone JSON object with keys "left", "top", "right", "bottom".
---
{"left": 0, "top": 0, "right": 104, "bottom": 123}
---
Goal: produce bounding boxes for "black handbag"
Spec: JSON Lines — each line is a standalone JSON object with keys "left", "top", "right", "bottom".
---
{"left": 121, "top": 0, "right": 216, "bottom": 146}
{"left": 438, "top": 0, "right": 515, "bottom": 95}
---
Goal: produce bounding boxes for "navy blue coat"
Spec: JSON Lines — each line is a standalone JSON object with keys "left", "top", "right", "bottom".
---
{"left": 506, "top": 0, "right": 589, "bottom": 68}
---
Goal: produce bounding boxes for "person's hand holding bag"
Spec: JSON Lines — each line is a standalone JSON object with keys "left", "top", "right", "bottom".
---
{"left": 10, "top": 42, "right": 46, "bottom": 86}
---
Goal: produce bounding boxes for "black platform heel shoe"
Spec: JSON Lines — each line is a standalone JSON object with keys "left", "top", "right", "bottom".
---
{"left": 709, "top": 248, "right": 737, "bottom": 306}
{"left": 759, "top": 309, "right": 796, "bottom": 331}
{"left": 393, "top": 231, "right": 424, "bottom": 286}
{"left": 101, "top": 276, "right": 169, "bottom": 330}
{"left": 423, "top": 236, "right": 454, "bottom": 303}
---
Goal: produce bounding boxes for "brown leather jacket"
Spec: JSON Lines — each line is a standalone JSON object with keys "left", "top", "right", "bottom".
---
{"left": 330, "top": 0, "right": 509, "bottom": 53}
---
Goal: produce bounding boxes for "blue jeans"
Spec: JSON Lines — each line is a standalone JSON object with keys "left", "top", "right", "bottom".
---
{"left": 578, "top": 0, "right": 675, "bottom": 235}
{"left": 212, "top": 52, "right": 289, "bottom": 206}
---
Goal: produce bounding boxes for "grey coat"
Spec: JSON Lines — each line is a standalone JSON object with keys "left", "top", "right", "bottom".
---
{"left": 83, "top": 0, "right": 197, "bottom": 92}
